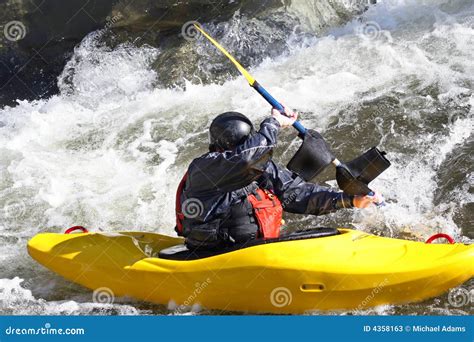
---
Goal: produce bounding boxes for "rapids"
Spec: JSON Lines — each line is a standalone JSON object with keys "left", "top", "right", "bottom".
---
{"left": 0, "top": 0, "right": 472, "bottom": 315}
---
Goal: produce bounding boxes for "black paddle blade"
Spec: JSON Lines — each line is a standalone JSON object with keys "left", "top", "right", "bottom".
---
{"left": 287, "top": 129, "right": 335, "bottom": 181}
{"left": 336, "top": 147, "right": 391, "bottom": 196}
{"left": 336, "top": 164, "right": 373, "bottom": 196}
{"left": 346, "top": 147, "right": 391, "bottom": 184}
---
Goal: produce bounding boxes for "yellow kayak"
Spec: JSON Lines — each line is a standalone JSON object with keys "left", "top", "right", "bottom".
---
{"left": 27, "top": 228, "right": 473, "bottom": 313}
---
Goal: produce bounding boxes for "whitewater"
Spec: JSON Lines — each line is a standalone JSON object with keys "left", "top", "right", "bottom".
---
{"left": 0, "top": 0, "right": 472, "bottom": 315}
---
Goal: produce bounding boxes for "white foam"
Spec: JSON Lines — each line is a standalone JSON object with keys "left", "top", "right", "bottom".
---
{"left": 0, "top": 277, "right": 141, "bottom": 315}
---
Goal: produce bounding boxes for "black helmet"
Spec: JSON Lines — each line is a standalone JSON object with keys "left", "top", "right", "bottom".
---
{"left": 209, "top": 112, "right": 255, "bottom": 151}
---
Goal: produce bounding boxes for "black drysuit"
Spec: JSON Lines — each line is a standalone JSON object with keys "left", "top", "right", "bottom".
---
{"left": 178, "top": 117, "right": 353, "bottom": 249}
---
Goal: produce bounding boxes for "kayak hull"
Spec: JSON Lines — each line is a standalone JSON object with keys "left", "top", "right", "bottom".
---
{"left": 27, "top": 229, "right": 473, "bottom": 313}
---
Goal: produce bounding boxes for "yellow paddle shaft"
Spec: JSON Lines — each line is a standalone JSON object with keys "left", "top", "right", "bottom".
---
{"left": 193, "top": 23, "right": 256, "bottom": 86}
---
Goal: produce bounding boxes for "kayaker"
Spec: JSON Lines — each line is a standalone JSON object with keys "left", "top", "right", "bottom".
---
{"left": 175, "top": 108, "right": 383, "bottom": 250}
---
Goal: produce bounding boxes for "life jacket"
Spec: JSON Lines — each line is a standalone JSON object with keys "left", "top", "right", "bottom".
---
{"left": 247, "top": 188, "right": 283, "bottom": 239}
{"left": 175, "top": 173, "right": 283, "bottom": 240}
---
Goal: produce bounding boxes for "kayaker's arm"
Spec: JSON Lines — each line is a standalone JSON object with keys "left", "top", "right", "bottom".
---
{"left": 187, "top": 117, "right": 281, "bottom": 194}
{"left": 215, "top": 116, "right": 280, "bottom": 168}
{"left": 263, "top": 161, "right": 353, "bottom": 215}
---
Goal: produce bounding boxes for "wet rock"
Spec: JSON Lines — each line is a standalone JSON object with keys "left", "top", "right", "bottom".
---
{"left": 0, "top": 0, "right": 114, "bottom": 107}
{"left": 0, "top": 0, "right": 372, "bottom": 107}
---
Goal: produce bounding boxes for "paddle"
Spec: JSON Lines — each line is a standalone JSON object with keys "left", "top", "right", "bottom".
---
{"left": 193, "top": 23, "right": 386, "bottom": 197}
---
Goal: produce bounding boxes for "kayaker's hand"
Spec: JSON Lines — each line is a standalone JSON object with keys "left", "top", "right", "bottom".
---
{"left": 353, "top": 191, "right": 384, "bottom": 208}
{"left": 271, "top": 106, "right": 298, "bottom": 128}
